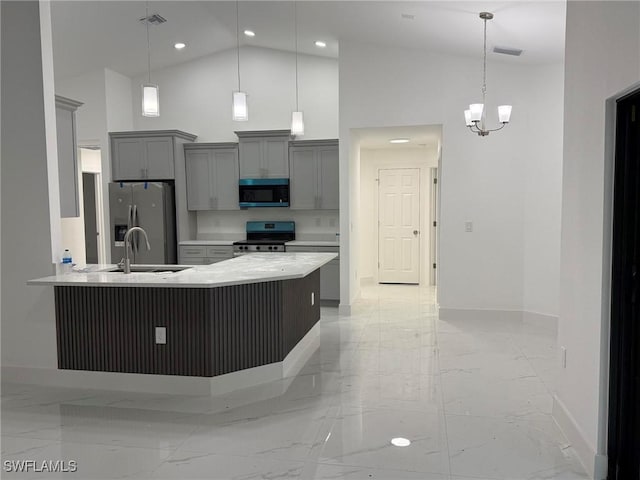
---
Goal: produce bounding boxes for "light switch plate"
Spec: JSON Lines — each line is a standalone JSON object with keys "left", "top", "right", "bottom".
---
{"left": 465, "top": 221, "right": 473, "bottom": 232}
{"left": 155, "top": 327, "right": 167, "bottom": 344}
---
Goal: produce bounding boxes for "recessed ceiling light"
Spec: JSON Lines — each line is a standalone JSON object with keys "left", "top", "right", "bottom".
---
{"left": 389, "top": 138, "right": 410, "bottom": 144}
{"left": 391, "top": 437, "right": 411, "bottom": 447}
{"left": 315, "top": 40, "right": 327, "bottom": 48}
{"left": 244, "top": 30, "right": 256, "bottom": 37}
{"left": 174, "top": 42, "right": 186, "bottom": 50}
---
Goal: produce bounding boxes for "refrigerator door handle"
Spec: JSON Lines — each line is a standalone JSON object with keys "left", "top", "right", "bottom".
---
{"left": 127, "top": 204, "right": 133, "bottom": 230}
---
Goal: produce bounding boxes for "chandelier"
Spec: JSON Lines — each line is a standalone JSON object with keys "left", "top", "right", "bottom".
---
{"left": 464, "top": 12, "right": 512, "bottom": 136}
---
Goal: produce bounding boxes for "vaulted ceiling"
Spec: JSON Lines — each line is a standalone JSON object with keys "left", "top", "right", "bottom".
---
{"left": 51, "top": 1, "right": 566, "bottom": 80}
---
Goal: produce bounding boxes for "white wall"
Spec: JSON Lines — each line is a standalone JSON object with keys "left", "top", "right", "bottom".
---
{"left": 555, "top": 2, "right": 640, "bottom": 478}
{"left": 132, "top": 46, "right": 338, "bottom": 142}
{"left": 359, "top": 146, "right": 439, "bottom": 284}
{"left": 523, "top": 64, "right": 565, "bottom": 317}
{"left": 1, "top": 1, "right": 58, "bottom": 369}
{"left": 338, "top": 39, "right": 565, "bottom": 315}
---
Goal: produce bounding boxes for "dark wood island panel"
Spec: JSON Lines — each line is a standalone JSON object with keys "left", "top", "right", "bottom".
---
{"left": 54, "top": 269, "right": 320, "bottom": 377}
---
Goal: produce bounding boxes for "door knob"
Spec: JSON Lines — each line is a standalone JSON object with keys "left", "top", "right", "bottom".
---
{"left": 413, "top": 230, "right": 419, "bottom": 235}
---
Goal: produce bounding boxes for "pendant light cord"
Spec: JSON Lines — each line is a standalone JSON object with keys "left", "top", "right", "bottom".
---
{"left": 236, "top": 1, "right": 241, "bottom": 91}
{"left": 146, "top": 1, "right": 151, "bottom": 84}
{"left": 294, "top": 1, "right": 299, "bottom": 111}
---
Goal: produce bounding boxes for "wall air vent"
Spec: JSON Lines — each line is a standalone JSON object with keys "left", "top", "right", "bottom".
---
{"left": 493, "top": 46, "right": 523, "bottom": 56}
{"left": 139, "top": 14, "right": 167, "bottom": 26}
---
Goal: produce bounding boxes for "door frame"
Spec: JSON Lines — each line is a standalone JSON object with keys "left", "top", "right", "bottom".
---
{"left": 377, "top": 167, "right": 421, "bottom": 285}
{"left": 607, "top": 86, "right": 640, "bottom": 480}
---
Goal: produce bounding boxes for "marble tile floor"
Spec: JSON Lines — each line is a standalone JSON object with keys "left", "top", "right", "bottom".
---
{"left": 1, "top": 285, "right": 589, "bottom": 479}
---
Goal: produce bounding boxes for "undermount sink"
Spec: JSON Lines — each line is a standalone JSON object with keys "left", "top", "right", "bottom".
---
{"left": 101, "top": 265, "right": 193, "bottom": 274}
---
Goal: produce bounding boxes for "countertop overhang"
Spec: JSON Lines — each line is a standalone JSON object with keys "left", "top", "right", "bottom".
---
{"left": 27, "top": 252, "right": 337, "bottom": 288}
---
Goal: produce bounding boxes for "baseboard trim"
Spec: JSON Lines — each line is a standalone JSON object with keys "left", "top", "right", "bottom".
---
{"left": 553, "top": 394, "right": 605, "bottom": 480}
{"left": 1, "top": 324, "right": 319, "bottom": 397}
{"left": 438, "top": 307, "right": 523, "bottom": 322}
{"left": 522, "top": 311, "right": 559, "bottom": 330}
{"left": 438, "top": 307, "right": 559, "bottom": 327}
{"left": 339, "top": 303, "right": 352, "bottom": 315}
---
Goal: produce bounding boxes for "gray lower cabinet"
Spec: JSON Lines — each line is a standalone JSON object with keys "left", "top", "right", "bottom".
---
{"left": 236, "top": 130, "right": 291, "bottom": 178}
{"left": 286, "top": 245, "right": 340, "bottom": 301}
{"left": 184, "top": 143, "right": 239, "bottom": 210}
{"left": 179, "top": 245, "right": 234, "bottom": 265}
{"left": 290, "top": 140, "right": 339, "bottom": 210}
{"left": 111, "top": 130, "right": 197, "bottom": 181}
{"left": 56, "top": 95, "right": 83, "bottom": 217}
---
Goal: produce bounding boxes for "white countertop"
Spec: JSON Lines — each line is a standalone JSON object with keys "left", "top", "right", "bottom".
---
{"left": 179, "top": 240, "right": 236, "bottom": 246}
{"left": 27, "top": 253, "right": 337, "bottom": 289}
{"left": 285, "top": 240, "right": 339, "bottom": 247}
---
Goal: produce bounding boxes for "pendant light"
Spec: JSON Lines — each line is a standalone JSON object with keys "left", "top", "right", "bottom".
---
{"left": 290, "top": 1, "right": 304, "bottom": 136}
{"left": 141, "top": 1, "right": 159, "bottom": 117}
{"left": 464, "top": 12, "right": 512, "bottom": 136}
{"left": 232, "top": 1, "right": 248, "bottom": 121}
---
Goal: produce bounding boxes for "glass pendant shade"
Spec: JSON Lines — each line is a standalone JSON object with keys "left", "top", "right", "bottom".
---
{"left": 469, "top": 103, "right": 484, "bottom": 122}
{"left": 232, "top": 91, "right": 248, "bottom": 121}
{"left": 291, "top": 111, "right": 304, "bottom": 136}
{"left": 464, "top": 109, "right": 473, "bottom": 126}
{"left": 498, "top": 105, "right": 512, "bottom": 123}
{"left": 142, "top": 84, "right": 160, "bottom": 117}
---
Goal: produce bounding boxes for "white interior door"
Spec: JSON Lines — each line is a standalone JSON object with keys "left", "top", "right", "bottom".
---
{"left": 378, "top": 168, "right": 420, "bottom": 284}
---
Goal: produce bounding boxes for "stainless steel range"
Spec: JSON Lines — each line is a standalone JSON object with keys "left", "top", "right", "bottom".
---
{"left": 233, "top": 221, "right": 295, "bottom": 256}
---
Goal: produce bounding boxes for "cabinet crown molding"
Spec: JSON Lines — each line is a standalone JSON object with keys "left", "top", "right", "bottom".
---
{"left": 55, "top": 95, "right": 83, "bottom": 111}
{"left": 183, "top": 142, "right": 238, "bottom": 150}
{"left": 290, "top": 139, "right": 338, "bottom": 148}
{"left": 109, "top": 130, "right": 198, "bottom": 142}
{"left": 235, "top": 129, "right": 292, "bottom": 138}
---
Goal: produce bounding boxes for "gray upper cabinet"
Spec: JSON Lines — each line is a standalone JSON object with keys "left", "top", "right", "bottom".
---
{"left": 111, "top": 130, "right": 197, "bottom": 181}
{"left": 236, "top": 130, "right": 291, "bottom": 178}
{"left": 290, "top": 140, "right": 339, "bottom": 210}
{"left": 55, "top": 95, "right": 83, "bottom": 218}
{"left": 184, "top": 143, "right": 239, "bottom": 211}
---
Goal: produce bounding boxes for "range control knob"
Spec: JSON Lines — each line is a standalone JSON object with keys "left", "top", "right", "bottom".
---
{"left": 256, "top": 246, "right": 261, "bottom": 250}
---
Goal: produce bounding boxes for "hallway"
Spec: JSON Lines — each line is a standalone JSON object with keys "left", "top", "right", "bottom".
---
{"left": 1, "top": 285, "right": 588, "bottom": 479}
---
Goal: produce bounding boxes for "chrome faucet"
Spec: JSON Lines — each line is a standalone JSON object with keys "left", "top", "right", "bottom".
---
{"left": 119, "top": 226, "right": 151, "bottom": 274}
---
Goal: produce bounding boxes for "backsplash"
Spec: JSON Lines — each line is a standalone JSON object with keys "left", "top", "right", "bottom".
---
{"left": 196, "top": 210, "right": 339, "bottom": 241}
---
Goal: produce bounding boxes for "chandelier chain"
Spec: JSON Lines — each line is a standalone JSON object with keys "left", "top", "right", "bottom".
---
{"left": 482, "top": 15, "right": 487, "bottom": 102}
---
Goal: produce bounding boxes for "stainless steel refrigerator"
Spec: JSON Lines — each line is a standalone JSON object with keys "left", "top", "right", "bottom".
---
{"left": 109, "top": 182, "right": 176, "bottom": 264}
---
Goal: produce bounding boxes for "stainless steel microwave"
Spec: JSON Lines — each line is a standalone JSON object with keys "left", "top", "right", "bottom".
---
{"left": 239, "top": 178, "right": 290, "bottom": 208}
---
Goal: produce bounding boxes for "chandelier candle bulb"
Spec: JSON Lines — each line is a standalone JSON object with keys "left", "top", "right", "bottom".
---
{"left": 498, "top": 105, "right": 513, "bottom": 123}
{"left": 469, "top": 103, "right": 484, "bottom": 122}
{"left": 464, "top": 109, "right": 473, "bottom": 126}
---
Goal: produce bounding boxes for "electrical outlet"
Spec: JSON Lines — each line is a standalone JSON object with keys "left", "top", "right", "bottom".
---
{"left": 155, "top": 327, "right": 166, "bottom": 345}
{"left": 465, "top": 221, "right": 473, "bottom": 232}
{"left": 311, "top": 292, "right": 315, "bottom": 305}
{"left": 560, "top": 346, "right": 567, "bottom": 368}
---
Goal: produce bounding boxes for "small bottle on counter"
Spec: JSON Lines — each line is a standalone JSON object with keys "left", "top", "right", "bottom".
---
{"left": 61, "top": 249, "right": 73, "bottom": 273}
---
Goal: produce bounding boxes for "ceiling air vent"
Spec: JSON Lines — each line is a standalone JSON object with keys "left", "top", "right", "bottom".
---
{"left": 139, "top": 14, "right": 167, "bottom": 26}
{"left": 493, "top": 46, "right": 523, "bottom": 56}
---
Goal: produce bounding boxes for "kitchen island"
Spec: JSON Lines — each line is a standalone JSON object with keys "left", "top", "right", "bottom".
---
{"left": 27, "top": 253, "right": 336, "bottom": 394}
